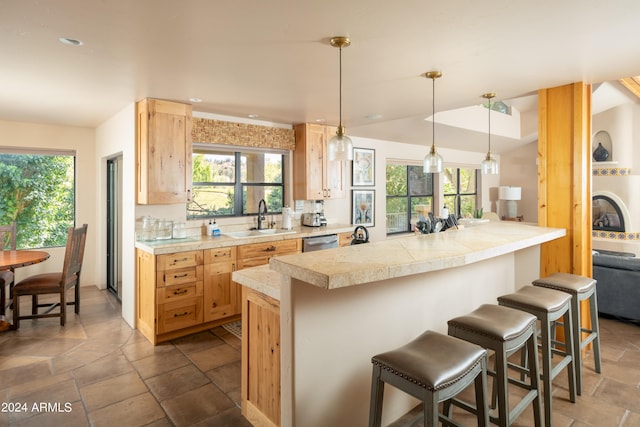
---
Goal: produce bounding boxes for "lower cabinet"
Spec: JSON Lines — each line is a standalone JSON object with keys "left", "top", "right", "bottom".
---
{"left": 241, "top": 286, "right": 281, "bottom": 427}
{"left": 203, "top": 247, "right": 239, "bottom": 322}
{"left": 135, "top": 247, "right": 240, "bottom": 345}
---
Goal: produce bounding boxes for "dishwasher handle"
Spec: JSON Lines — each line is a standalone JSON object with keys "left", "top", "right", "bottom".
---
{"left": 304, "top": 235, "right": 339, "bottom": 246}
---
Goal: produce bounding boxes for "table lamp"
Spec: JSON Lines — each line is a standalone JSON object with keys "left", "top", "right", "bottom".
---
{"left": 499, "top": 186, "right": 521, "bottom": 218}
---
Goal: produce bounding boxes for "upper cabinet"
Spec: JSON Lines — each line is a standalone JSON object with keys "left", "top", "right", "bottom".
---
{"left": 292, "top": 123, "right": 345, "bottom": 200}
{"left": 136, "top": 98, "right": 193, "bottom": 204}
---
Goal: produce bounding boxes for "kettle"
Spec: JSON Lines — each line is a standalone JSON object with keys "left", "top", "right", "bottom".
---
{"left": 351, "top": 225, "right": 369, "bottom": 245}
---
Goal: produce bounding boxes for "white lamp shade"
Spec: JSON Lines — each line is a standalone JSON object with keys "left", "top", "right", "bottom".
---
{"left": 499, "top": 186, "right": 521, "bottom": 201}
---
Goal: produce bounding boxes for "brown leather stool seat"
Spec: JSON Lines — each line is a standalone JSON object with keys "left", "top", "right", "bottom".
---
{"left": 448, "top": 304, "right": 542, "bottom": 427}
{"left": 369, "top": 330, "right": 489, "bottom": 427}
{"left": 498, "top": 286, "right": 577, "bottom": 427}
{"left": 533, "top": 272, "right": 601, "bottom": 395}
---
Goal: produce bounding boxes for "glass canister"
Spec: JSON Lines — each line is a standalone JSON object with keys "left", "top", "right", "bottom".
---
{"left": 156, "top": 219, "right": 173, "bottom": 240}
{"left": 172, "top": 222, "right": 187, "bottom": 239}
{"left": 140, "top": 216, "right": 157, "bottom": 241}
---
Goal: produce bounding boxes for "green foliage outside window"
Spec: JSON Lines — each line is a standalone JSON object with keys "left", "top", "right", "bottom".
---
{"left": 386, "top": 164, "right": 433, "bottom": 234}
{"left": 0, "top": 154, "right": 75, "bottom": 249}
{"left": 188, "top": 150, "right": 284, "bottom": 219}
{"left": 443, "top": 167, "right": 477, "bottom": 218}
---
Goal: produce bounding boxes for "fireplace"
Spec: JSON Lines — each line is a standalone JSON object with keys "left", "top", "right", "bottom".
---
{"left": 593, "top": 195, "right": 625, "bottom": 232}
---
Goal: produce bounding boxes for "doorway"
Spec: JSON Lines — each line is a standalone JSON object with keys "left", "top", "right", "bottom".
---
{"left": 106, "top": 156, "right": 123, "bottom": 300}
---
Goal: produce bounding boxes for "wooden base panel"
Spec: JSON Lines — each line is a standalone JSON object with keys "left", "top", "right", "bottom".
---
{"left": 137, "top": 314, "right": 240, "bottom": 346}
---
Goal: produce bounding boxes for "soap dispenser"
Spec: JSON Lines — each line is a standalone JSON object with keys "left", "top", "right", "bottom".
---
{"left": 211, "top": 219, "right": 221, "bottom": 236}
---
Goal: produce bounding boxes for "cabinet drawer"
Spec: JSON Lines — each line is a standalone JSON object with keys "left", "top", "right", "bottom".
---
{"left": 238, "top": 239, "right": 300, "bottom": 260}
{"left": 157, "top": 265, "right": 203, "bottom": 287}
{"left": 157, "top": 250, "right": 202, "bottom": 270}
{"left": 157, "top": 297, "right": 203, "bottom": 334}
{"left": 204, "top": 247, "right": 236, "bottom": 264}
{"left": 338, "top": 231, "right": 354, "bottom": 247}
{"left": 157, "top": 281, "right": 203, "bottom": 304}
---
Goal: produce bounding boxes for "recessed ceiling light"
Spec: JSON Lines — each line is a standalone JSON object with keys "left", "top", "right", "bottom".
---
{"left": 189, "top": 97, "right": 202, "bottom": 103}
{"left": 248, "top": 114, "right": 259, "bottom": 118}
{"left": 315, "top": 118, "right": 325, "bottom": 123}
{"left": 58, "top": 37, "right": 83, "bottom": 46}
{"left": 366, "top": 114, "right": 383, "bottom": 120}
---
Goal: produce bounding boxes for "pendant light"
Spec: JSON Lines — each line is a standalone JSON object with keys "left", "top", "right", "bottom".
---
{"left": 480, "top": 92, "right": 499, "bottom": 175}
{"left": 327, "top": 36, "right": 353, "bottom": 161}
{"left": 423, "top": 71, "right": 444, "bottom": 173}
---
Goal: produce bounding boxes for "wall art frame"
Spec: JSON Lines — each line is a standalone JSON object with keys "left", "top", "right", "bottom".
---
{"left": 352, "top": 147, "right": 375, "bottom": 186}
{"left": 352, "top": 189, "right": 375, "bottom": 226}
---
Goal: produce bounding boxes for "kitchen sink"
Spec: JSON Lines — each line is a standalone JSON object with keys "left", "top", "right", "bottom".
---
{"left": 223, "top": 229, "right": 297, "bottom": 239}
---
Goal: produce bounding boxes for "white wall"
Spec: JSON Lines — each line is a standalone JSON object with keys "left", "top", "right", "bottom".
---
{"left": 94, "top": 103, "right": 137, "bottom": 327}
{"left": 499, "top": 141, "right": 539, "bottom": 223}
{"left": 0, "top": 119, "right": 98, "bottom": 285}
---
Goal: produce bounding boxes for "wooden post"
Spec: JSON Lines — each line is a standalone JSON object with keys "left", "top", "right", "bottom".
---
{"left": 538, "top": 82, "right": 593, "bottom": 341}
{"left": 538, "top": 82, "right": 592, "bottom": 277}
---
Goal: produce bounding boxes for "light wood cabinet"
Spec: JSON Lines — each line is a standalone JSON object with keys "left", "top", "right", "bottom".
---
{"left": 241, "top": 287, "right": 281, "bottom": 427}
{"left": 203, "top": 247, "right": 239, "bottom": 322}
{"left": 136, "top": 98, "right": 193, "bottom": 205}
{"left": 338, "top": 231, "right": 355, "bottom": 247}
{"left": 293, "top": 123, "right": 345, "bottom": 200}
{"left": 237, "top": 239, "right": 301, "bottom": 269}
{"left": 135, "top": 247, "right": 240, "bottom": 345}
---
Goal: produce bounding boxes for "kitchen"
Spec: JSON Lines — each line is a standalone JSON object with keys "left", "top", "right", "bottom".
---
{"left": 3, "top": 1, "right": 640, "bottom": 426}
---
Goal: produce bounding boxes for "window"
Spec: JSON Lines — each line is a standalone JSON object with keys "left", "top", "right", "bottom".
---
{"left": 188, "top": 148, "right": 284, "bottom": 219}
{"left": 443, "top": 167, "right": 478, "bottom": 218}
{"left": 386, "top": 164, "right": 434, "bottom": 234}
{"left": 0, "top": 151, "right": 75, "bottom": 249}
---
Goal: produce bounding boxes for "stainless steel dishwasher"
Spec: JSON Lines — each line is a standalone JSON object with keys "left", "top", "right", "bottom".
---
{"left": 302, "top": 234, "right": 339, "bottom": 252}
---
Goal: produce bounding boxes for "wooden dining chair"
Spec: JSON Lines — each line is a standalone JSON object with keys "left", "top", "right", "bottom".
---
{"left": 0, "top": 222, "right": 17, "bottom": 316}
{"left": 12, "top": 224, "right": 88, "bottom": 328}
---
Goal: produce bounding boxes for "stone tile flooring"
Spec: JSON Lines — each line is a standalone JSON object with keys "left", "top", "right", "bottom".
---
{"left": 0, "top": 286, "right": 250, "bottom": 427}
{"left": 1, "top": 286, "right": 639, "bottom": 426}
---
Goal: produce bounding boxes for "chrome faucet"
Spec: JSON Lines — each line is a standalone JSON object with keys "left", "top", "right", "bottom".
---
{"left": 257, "top": 199, "right": 268, "bottom": 229}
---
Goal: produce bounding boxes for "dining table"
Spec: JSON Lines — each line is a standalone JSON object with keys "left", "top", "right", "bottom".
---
{"left": 0, "top": 249, "right": 50, "bottom": 331}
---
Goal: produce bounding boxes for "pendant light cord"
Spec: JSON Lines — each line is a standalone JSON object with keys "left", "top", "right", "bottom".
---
{"left": 487, "top": 97, "right": 491, "bottom": 154}
{"left": 431, "top": 75, "right": 435, "bottom": 151}
{"left": 339, "top": 45, "right": 343, "bottom": 128}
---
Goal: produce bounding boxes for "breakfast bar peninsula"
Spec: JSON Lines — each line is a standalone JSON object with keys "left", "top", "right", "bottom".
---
{"left": 232, "top": 221, "right": 565, "bottom": 427}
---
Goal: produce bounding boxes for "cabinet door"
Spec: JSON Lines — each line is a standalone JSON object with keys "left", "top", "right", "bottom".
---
{"left": 323, "top": 125, "right": 345, "bottom": 199}
{"left": 293, "top": 123, "right": 324, "bottom": 200}
{"left": 293, "top": 123, "right": 344, "bottom": 200}
{"left": 203, "top": 262, "right": 238, "bottom": 322}
{"left": 136, "top": 98, "right": 193, "bottom": 204}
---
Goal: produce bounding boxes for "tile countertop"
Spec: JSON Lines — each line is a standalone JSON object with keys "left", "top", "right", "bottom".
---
{"left": 134, "top": 224, "right": 355, "bottom": 255}
{"left": 267, "top": 221, "right": 566, "bottom": 291}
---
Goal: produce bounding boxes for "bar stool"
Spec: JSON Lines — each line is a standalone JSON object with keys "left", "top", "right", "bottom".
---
{"left": 498, "top": 285, "right": 577, "bottom": 427}
{"left": 533, "top": 272, "right": 602, "bottom": 395}
{"left": 448, "top": 304, "right": 542, "bottom": 427}
{"left": 369, "top": 330, "right": 489, "bottom": 427}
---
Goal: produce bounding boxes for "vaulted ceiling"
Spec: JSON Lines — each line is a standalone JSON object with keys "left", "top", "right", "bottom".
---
{"left": 2, "top": 1, "right": 640, "bottom": 154}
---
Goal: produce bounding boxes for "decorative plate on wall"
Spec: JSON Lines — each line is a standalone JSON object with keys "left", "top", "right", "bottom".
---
{"left": 592, "top": 130, "right": 612, "bottom": 162}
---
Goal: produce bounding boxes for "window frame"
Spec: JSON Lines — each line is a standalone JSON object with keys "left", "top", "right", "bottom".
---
{"left": 188, "top": 146, "right": 286, "bottom": 220}
{"left": 0, "top": 148, "right": 76, "bottom": 249}
{"left": 385, "top": 163, "right": 435, "bottom": 235}
{"left": 443, "top": 167, "right": 479, "bottom": 218}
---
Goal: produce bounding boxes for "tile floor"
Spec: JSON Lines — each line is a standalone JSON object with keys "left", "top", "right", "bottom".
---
{"left": 0, "top": 286, "right": 251, "bottom": 427}
{"left": 1, "top": 286, "right": 639, "bottom": 426}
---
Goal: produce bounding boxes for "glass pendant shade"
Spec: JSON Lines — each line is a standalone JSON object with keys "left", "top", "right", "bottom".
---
{"left": 328, "top": 126, "right": 353, "bottom": 161}
{"left": 423, "top": 146, "right": 443, "bottom": 173}
{"left": 481, "top": 154, "right": 499, "bottom": 174}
